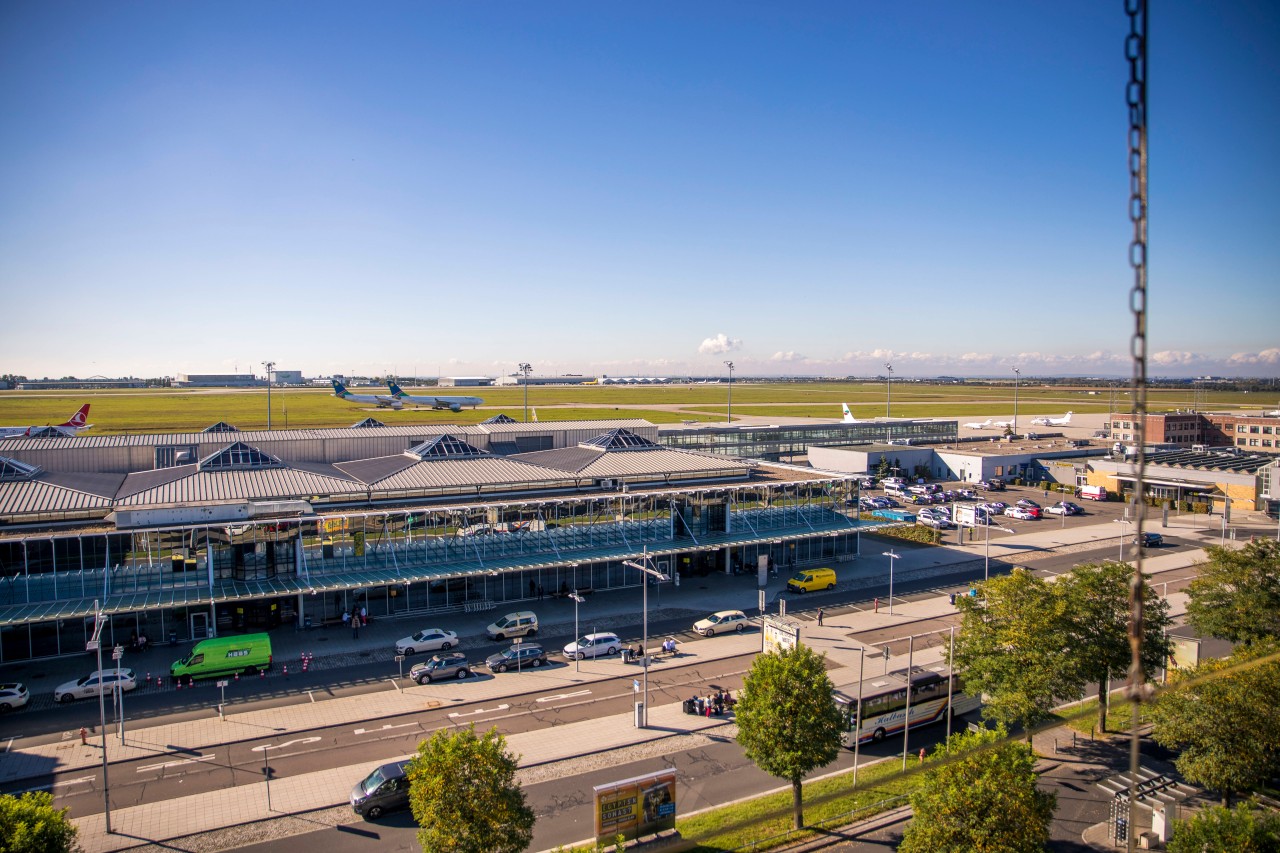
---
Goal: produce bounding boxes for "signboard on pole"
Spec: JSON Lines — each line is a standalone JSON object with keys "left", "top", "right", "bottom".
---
{"left": 761, "top": 615, "right": 801, "bottom": 655}
{"left": 593, "top": 769, "right": 677, "bottom": 843}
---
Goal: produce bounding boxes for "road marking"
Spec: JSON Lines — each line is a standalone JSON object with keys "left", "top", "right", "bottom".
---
{"left": 536, "top": 690, "right": 591, "bottom": 703}
{"left": 58, "top": 774, "right": 97, "bottom": 787}
{"left": 138, "top": 754, "right": 216, "bottom": 772}
{"left": 250, "top": 737, "right": 321, "bottom": 753}
{"left": 353, "top": 723, "right": 417, "bottom": 736}
{"left": 448, "top": 704, "right": 509, "bottom": 718}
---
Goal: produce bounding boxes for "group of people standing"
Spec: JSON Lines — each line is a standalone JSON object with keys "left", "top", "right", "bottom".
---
{"left": 686, "top": 689, "right": 734, "bottom": 717}
{"left": 342, "top": 606, "right": 368, "bottom": 638}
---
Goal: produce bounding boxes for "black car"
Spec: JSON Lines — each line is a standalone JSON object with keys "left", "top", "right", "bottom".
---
{"left": 409, "top": 652, "right": 471, "bottom": 684}
{"left": 485, "top": 644, "right": 547, "bottom": 673}
{"left": 1136, "top": 532, "right": 1164, "bottom": 548}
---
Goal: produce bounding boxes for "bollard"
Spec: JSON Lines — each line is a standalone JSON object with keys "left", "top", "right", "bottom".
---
{"left": 80, "top": 727, "right": 88, "bottom": 745}
{"left": 874, "top": 597, "right": 880, "bottom": 613}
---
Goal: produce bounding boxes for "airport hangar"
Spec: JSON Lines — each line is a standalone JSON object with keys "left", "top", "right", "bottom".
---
{"left": 0, "top": 417, "right": 916, "bottom": 664}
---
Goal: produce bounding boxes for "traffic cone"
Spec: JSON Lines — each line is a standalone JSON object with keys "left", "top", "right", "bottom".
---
{"left": 283, "top": 664, "right": 288, "bottom": 677}
{"left": 234, "top": 672, "right": 239, "bottom": 682}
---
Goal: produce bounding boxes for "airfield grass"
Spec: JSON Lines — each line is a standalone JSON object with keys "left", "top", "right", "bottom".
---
{"left": 0, "top": 382, "right": 1265, "bottom": 435}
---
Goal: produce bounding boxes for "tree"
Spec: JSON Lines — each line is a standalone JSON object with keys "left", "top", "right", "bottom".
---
{"left": 1148, "top": 640, "right": 1280, "bottom": 806}
{"left": 735, "top": 642, "right": 843, "bottom": 829}
{"left": 875, "top": 456, "right": 891, "bottom": 479}
{"left": 0, "top": 791, "right": 80, "bottom": 853}
{"left": 898, "top": 725, "right": 1056, "bottom": 853}
{"left": 1185, "top": 539, "right": 1280, "bottom": 644}
{"left": 1058, "top": 561, "right": 1173, "bottom": 733}
{"left": 1167, "top": 802, "right": 1280, "bottom": 853}
{"left": 406, "top": 725, "right": 535, "bottom": 853}
{"left": 949, "top": 568, "right": 1076, "bottom": 739}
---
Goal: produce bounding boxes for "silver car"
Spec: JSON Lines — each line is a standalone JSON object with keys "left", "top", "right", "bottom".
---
{"left": 0, "top": 683, "right": 29, "bottom": 712}
{"left": 54, "top": 669, "right": 137, "bottom": 703}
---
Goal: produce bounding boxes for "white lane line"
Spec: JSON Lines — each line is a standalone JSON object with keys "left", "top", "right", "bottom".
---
{"left": 353, "top": 723, "right": 418, "bottom": 736}
{"left": 448, "top": 704, "right": 509, "bottom": 718}
{"left": 137, "top": 754, "right": 217, "bottom": 773}
{"left": 536, "top": 690, "right": 592, "bottom": 703}
{"left": 250, "top": 737, "right": 321, "bottom": 753}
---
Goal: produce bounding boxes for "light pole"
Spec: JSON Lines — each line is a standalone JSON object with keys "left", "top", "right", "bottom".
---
{"left": 724, "top": 361, "right": 734, "bottom": 423}
{"left": 87, "top": 601, "right": 112, "bottom": 834}
{"left": 262, "top": 361, "right": 275, "bottom": 430}
{"left": 884, "top": 363, "right": 893, "bottom": 417}
{"left": 1012, "top": 366, "right": 1020, "bottom": 437}
{"left": 1115, "top": 518, "right": 1132, "bottom": 563}
{"left": 983, "top": 523, "right": 1016, "bottom": 581}
{"left": 622, "top": 548, "right": 667, "bottom": 728}
{"left": 113, "top": 644, "right": 125, "bottom": 743}
{"left": 881, "top": 550, "right": 898, "bottom": 614}
{"left": 518, "top": 363, "right": 532, "bottom": 422}
{"left": 569, "top": 590, "right": 585, "bottom": 673}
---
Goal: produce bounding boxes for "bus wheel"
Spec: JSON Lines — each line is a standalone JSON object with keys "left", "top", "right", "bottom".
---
{"left": 872, "top": 728, "right": 886, "bottom": 743}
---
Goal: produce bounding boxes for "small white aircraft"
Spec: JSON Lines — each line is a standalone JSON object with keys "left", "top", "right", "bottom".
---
{"left": 991, "top": 419, "right": 1015, "bottom": 430}
{"left": 841, "top": 403, "right": 861, "bottom": 424}
{"left": 331, "top": 379, "right": 402, "bottom": 409}
{"left": 386, "top": 381, "right": 484, "bottom": 413}
{"left": 963, "top": 418, "right": 995, "bottom": 430}
{"left": 0, "top": 404, "right": 93, "bottom": 439}
{"left": 1030, "top": 411, "right": 1073, "bottom": 427}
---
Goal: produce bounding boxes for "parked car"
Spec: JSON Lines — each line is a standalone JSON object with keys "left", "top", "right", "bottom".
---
{"left": 1136, "top": 532, "right": 1165, "bottom": 549}
{"left": 485, "top": 644, "right": 548, "bottom": 672}
{"left": 1005, "top": 507, "right": 1037, "bottom": 521}
{"left": 54, "top": 669, "right": 137, "bottom": 703}
{"left": 918, "top": 515, "right": 954, "bottom": 530}
{"left": 0, "top": 683, "right": 29, "bottom": 712}
{"left": 956, "top": 488, "right": 977, "bottom": 499}
{"left": 1016, "top": 499, "right": 1041, "bottom": 509}
{"left": 351, "top": 761, "right": 411, "bottom": 820}
{"left": 562, "top": 632, "right": 622, "bottom": 660}
{"left": 485, "top": 611, "right": 539, "bottom": 640}
{"left": 395, "top": 627, "right": 459, "bottom": 656}
{"left": 857, "top": 477, "right": 877, "bottom": 489}
{"left": 409, "top": 652, "right": 471, "bottom": 683}
{"left": 693, "top": 610, "right": 750, "bottom": 636}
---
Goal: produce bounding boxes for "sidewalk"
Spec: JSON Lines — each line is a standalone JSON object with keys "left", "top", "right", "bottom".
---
{"left": 0, "top": 520, "right": 1226, "bottom": 852}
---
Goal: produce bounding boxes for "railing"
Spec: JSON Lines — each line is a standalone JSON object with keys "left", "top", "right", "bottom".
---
{"left": 733, "top": 794, "right": 909, "bottom": 851}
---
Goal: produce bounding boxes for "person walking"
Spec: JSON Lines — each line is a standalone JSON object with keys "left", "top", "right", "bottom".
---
{"left": 816, "top": 608, "right": 824, "bottom": 627}
{"left": 352, "top": 610, "right": 360, "bottom": 639}
{"left": 342, "top": 610, "right": 350, "bottom": 629}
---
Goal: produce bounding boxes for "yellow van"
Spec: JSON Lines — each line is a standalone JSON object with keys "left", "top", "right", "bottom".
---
{"left": 786, "top": 567, "right": 837, "bottom": 594}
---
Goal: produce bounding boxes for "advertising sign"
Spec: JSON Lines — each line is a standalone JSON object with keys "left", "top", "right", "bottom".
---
{"left": 761, "top": 615, "right": 800, "bottom": 655}
{"left": 593, "top": 769, "right": 677, "bottom": 842}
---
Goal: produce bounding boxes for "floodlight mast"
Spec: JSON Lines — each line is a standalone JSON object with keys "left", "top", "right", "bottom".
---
{"left": 622, "top": 547, "right": 666, "bottom": 727}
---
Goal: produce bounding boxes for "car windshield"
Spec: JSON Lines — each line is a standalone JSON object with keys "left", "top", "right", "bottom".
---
{"left": 573, "top": 636, "right": 591, "bottom": 647}
{"left": 363, "top": 767, "right": 390, "bottom": 793}
{"left": 707, "top": 615, "right": 722, "bottom": 624}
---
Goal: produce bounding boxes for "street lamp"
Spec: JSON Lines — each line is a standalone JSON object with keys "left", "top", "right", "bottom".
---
{"left": 622, "top": 548, "right": 667, "bottom": 728}
{"left": 884, "top": 363, "right": 893, "bottom": 418}
{"left": 87, "top": 600, "right": 112, "bottom": 834}
{"left": 262, "top": 361, "right": 275, "bottom": 430}
{"left": 724, "top": 361, "right": 734, "bottom": 423}
{"left": 518, "top": 363, "right": 532, "bottom": 422}
{"left": 1012, "top": 366, "right": 1020, "bottom": 437}
{"left": 569, "top": 590, "right": 585, "bottom": 673}
{"left": 881, "top": 550, "right": 898, "bottom": 614}
{"left": 1115, "top": 518, "right": 1132, "bottom": 563}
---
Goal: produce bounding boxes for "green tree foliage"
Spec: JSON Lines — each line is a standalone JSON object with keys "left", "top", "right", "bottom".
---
{"left": 1059, "top": 561, "right": 1173, "bottom": 733}
{"left": 0, "top": 791, "right": 79, "bottom": 853}
{"left": 407, "top": 725, "right": 535, "bottom": 853}
{"left": 1148, "top": 640, "right": 1280, "bottom": 807}
{"left": 898, "top": 725, "right": 1056, "bottom": 853}
{"left": 1168, "top": 802, "right": 1280, "bottom": 853}
{"left": 875, "top": 456, "right": 891, "bottom": 479}
{"left": 949, "top": 569, "right": 1075, "bottom": 738}
{"left": 1186, "top": 539, "right": 1280, "bottom": 644}
{"left": 735, "top": 643, "right": 842, "bottom": 830}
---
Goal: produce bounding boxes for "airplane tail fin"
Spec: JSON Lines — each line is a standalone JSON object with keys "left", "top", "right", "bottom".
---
{"left": 531, "top": 408, "right": 538, "bottom": 422}
{"left": 332, "top": 379, "right": 347, "bottom": 395}
{"left": 1061, "top": 412, "right": 1072, "bottom": 424}
{"left": 387, "top": 380, "right": 404, "bottom": 397}
{"left": 841, "top": 403, "right": 856, "bottom": 423}
{"left": 61, "top": 404, "right": 90, "bottom": 428}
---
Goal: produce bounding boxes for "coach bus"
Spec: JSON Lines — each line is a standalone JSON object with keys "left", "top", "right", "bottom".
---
{"left": 834, "top": 667, "right": 980, "bottom": 747}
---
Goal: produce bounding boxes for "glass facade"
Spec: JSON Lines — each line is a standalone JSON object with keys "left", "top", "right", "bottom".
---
{"left": 658, "top": 421, "right": 958, "bottom": 461}
{"left": 0, "top": 477, "right": 875, "bottom": 662}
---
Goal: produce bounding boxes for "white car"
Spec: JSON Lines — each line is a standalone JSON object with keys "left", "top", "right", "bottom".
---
{"left": 562, "top": 632, "right": 622, "bottom": 660}
{"left": 395, "top": 628, "right": 459, "bottom": 656}
{"left": 54, "top": 669, "right": 137, "bottom": 703}
{"left": 693, "top": 610, "right": 750, "bottom": 636}
{"left": 1004, "top": 507, "right": 1037, "bottom": 521}
{"left": 0, "top": 683, "right": 29, "bottom": 712}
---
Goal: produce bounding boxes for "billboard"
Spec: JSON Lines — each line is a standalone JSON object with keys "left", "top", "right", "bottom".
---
{"left": 593, "top": 769, "right": 677, "bottom": 842}
{"left": 761, "top": 615, "right": 800, "bottom": 654}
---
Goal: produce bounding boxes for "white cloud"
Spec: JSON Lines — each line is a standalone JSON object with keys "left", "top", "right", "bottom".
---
{"left": 1150, "top": 351, "right": 1205, "bottom": 366}
{"left": 770, "top": 351, "right": 806, "bottom": 363}
{"left": 1227, "top": 348, "right": 1280, "bottom": 365}
{"left": 698, "top": 333, "right": 743, "bottom": 355}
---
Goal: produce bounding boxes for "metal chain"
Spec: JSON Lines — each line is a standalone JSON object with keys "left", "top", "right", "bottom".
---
{"left": 1124, "top": 1, "right": 1148, "bottom": 850}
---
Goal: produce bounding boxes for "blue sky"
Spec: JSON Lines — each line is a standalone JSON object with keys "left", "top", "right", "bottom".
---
{"left": 1, "top": 2, "right": 1276, "bottom": 380}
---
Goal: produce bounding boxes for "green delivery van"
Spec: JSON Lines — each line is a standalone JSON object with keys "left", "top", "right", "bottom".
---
{"left": 171, "top": 633, "right": 273, "bottom": 682}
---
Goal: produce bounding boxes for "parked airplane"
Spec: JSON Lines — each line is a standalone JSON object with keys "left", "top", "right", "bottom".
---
{"left": 1030, "top": 411, "right": 1073, "bottom": 427}
{"left": 963, "top": 418, "right": 995, "bottom": 429}
{"left": 0, "top": 404, "right": 93, "bottom": 439}
{"left": 386, "top": 381, "right": 484, "bottom": 412}
{"left": 331, "top": 379, "right": 402, "bottom": 409}
{"left": 991, "top": 419, "right": 1015, "bottom": 429}
{"left": 841, "top": 403, "right": 862, "bottom": 424}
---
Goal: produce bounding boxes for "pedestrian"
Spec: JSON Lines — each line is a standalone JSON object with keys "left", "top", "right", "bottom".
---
{"left": 816, "top": 608, "right": 824, "bottom": 627}
{"left": 342, "top": 610, "right": 350, "bottom": 629}
{"left": 918, "top": 747, "right": 926, "bottom": 763}
{"left": 360, "top": 605, "right": 367, "bottom": 625}
{"left": 352, "top": 611, "right": 360, "bottom": 639}
{"left": 529, "top": 579, "right": 537, "bottom": 598}
{"left": 537, "top": 583, "right": 544, "bottom": 601}
{"left": 874, "top": 597, "right": 879, "bottom": 613}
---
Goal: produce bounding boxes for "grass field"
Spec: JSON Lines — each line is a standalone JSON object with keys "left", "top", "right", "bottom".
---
{"left": 0, "top": 382, "right": 1267, "bottom": 435}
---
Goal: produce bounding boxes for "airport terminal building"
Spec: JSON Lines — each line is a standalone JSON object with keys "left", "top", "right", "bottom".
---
{"left": 0, "top": 420, "right": 872, "bottom": 663}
